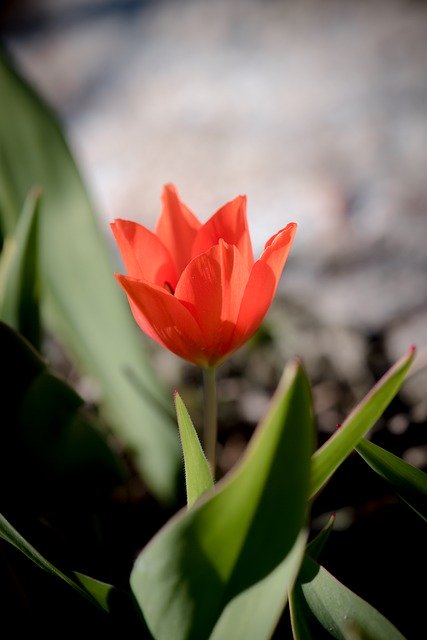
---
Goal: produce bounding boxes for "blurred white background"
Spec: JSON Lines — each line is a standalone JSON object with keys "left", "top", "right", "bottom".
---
{"left": 2, "top": 0, "right": 427, "bottom": 366}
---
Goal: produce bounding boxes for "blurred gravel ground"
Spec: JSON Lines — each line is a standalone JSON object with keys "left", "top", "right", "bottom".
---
{"left": 2, "top": 0, "right": 426, "bottom": 415}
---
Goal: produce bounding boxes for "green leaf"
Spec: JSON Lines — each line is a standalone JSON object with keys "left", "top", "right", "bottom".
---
{"left": 0, "top": 187, "right": 41, "bottom": 347}
{"left": 209, "top": 531, "right": 307, "bottom": 640}
{"left": 306, "top": 512, "right": 336, "bottom": 560}
{"left": 356, "top": 439, "right": 427, "bottom": 522}
{"left": 19, "top": 372, "right": 126, "bottom": 490}
{"left": 74, "top": 572, "right": 116, "bottom": 613}
{"left": 131, "top": 360, "right": 314, "bottom": 640}
{"left": 0, "top": 512, "right": 114, "bottom": 612}
{"left": 290, "top": 555, "right": 405, "bottom": 640}
{"left": 310, "top": 347, "right": 415, "bottom": 498}
{"left": 1, "top": 321, "right": 124, "bottom": 496}
{"left": 0, "top": 48, "right": 180, "bottom": 501}
{"left": 175, "top": 392, "right": 214, "bottom": 507}
{"left": 289, "top": 583, "right": 315, "bottom": 640}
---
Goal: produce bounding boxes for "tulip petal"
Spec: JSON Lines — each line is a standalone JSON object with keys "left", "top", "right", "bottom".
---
{"left": 231, "top": 222, "right": 297, "bottom": 353}
{"left": 191, "top": 195, "right": 254, "bottom": 271}
{"left": 261, "top": 222, "right": 297, "bottom": 285}
{"left": 230, "top": 260, "right": 277, "bottom": 355}
{"left": 116, "top": 274, "right": 210, "bottom": 365}
{"left": 155, "top": 184, "right": 201, "bottom": 276}
{"left": 175, "top": 240, "right": 249, "bottom": 364}
{"left": 111, "top": 219, "right": 178, "bottom": 289}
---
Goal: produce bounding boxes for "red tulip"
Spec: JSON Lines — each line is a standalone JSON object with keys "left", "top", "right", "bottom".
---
{"left": 112, "top": 184, "right": 296, "bottom": 367}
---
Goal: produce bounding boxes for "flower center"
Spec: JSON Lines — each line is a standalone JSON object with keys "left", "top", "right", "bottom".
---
{"left": 164, "top": 281, "right": 175, "bottom": 294}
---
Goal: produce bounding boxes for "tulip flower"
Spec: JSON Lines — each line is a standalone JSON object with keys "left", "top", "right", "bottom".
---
{"left": 111, "top": 184, "right": 296, "bottom": 369}
{"left": 112, "top": 184, "right": 296, "bottom": 471}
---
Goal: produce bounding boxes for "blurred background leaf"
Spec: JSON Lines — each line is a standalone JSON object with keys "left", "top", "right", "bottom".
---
{"left": 0, "top": 321, "right": 149, "bottom": 633}
{"left": 0, "top": 187, "right": 40, "bottom": 348}
{"left": 0, "top": 321, "right": 125, "bottom": 512}
{"left": 0, "top": 48, "right": 180, "bottom": 502}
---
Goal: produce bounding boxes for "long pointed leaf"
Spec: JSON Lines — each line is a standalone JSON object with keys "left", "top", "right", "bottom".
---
{"left": 356, "top": 439, "right": 427, "bottom": 521}
{"left": 310, "top": 348, "right": 415, "bottom": 497}
{"left": 175, "top": 392, "right": 214, "bottom": 507}
{"left": 306, "top": 512, "right": 336, "bottom": 560}
{"left": 131, "top": 360, "right": 314, "bottom": 640}
{"left": 0, "top": 49, "right": 180, "bottom": 501}
{"left": 0, "top": 513, "right": 114, "bottom": 612}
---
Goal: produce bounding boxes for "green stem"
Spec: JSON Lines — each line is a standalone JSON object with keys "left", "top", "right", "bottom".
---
{"left": 203, "top": 366, "right": 217, "bottom": 475}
